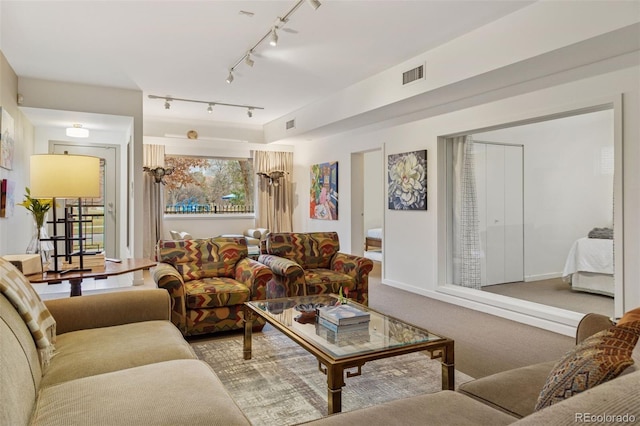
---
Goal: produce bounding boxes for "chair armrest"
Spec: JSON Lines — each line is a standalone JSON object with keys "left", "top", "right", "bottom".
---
{"left": 331, "top": 252, "right": 374, "bottom": 281}
{"left": 258, "top": 254, "right": 303, "bottom": 277}
{"left": 331, "top": 252, "right": 374, "bottom": 304}
{"left": 258, "top": 254, "right": 306, "bottom": 297}
{"left": 44, "top": 289, "right": 171, "bottom": 335}
{"left": 235, "top": 257, "right": 272, "bottom": 300}
{"left": 152, "top": 262, "right": 188, "bottom": 335}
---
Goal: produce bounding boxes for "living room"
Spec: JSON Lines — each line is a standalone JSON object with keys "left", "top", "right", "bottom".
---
{"left": 1, "top": 1, "right": 639, "bottom": 424}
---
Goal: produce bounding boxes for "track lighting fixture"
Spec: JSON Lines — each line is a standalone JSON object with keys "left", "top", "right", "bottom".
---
{"left": 269, "top": 27, "right": 279, "bottom": 47}
{"left": 307, "top": 0, "right": 321, "bottom": 10}
{"left": 148, "top": 94, "right": 263, "bottom": 118}
{"left": 225, "top": 0, "right": 322, "bottom": 83}
{"left": 164, "top": 100, "right": 171, "bottom": 110}
{"left": 245, "top": 52, "right": 254, "bottom": 67}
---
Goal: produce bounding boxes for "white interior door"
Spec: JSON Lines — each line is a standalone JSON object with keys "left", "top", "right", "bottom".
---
{"left": 474, "top": 142, "right": 524, "bottom": 286}
{"left": 51, "top": 143, "right": 118, "bottom": 258}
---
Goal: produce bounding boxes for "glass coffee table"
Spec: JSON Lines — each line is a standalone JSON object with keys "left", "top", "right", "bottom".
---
{"left": 244, "top": 294, "right": 454, "bottom": 415}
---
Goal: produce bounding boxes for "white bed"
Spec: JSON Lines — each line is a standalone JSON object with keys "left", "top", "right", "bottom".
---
{"left": 562, "top": 237, "right": 614, "bottom": 297}
{"left": 365, "top": 227, "right": 382, "bottom": 251}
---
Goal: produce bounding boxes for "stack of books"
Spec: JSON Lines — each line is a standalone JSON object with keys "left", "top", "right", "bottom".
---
{"left": 316, "top": 303, "right": 371, "bottom": 345}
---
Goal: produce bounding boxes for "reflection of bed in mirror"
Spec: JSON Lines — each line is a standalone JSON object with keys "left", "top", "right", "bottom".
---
{"left": 562, "top": 236, "right": 614, "bottom": 297}
{"left": 365, "top": 227, "right": 382, "bottom": 251}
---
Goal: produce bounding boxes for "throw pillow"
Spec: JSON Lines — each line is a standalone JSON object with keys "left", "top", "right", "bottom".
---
{"left": 535, "top": 320, "right": 640, "bottom": 411}
{"left": 618, "top": 307, "right": 640, "bottom": 326}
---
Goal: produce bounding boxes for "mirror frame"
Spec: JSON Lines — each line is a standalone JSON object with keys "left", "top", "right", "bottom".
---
{"left": 436, "top": 95, "right": 623, "bottom": 333}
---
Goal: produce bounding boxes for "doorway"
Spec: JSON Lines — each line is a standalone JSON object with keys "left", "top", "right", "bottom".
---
{"left": 51, "top": 142, "right": 119, "bottom": 258}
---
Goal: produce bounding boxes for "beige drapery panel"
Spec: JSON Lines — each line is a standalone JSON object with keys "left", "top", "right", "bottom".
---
{"left": 142, "top": 144, "right": 165, "bottom": 259}
{"left": 254, "top": 151, "right": 293, "bottom": 233}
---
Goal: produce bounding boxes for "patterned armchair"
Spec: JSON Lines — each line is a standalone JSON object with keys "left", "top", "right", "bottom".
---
{"left": 153, "top": 236, "right": 272, "bottom": 336}
{"left": 258, "top": 232, "right": 374, "bottom": 305}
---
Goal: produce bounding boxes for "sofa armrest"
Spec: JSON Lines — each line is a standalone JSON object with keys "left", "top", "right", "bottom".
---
{"left": 235, "top": 257, "right": 272, "bottom": 300}
{"left": 152, "top": 262, "right": 189, "bottom": 335}
{"left": 576, "top": 313, "right": 614, "bottom": 344}
{"left": 44, "top": 289, "right": 171, "bottom": 335}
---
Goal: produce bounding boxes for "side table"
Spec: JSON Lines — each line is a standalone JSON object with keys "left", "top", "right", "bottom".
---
{"left": 27, "top": 258, "right": 157, "bottom": 297}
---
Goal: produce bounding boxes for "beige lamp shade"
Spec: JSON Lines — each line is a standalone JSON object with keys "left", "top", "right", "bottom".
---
{"left": 30, "top": 154, "right": 101, "bottom": 198}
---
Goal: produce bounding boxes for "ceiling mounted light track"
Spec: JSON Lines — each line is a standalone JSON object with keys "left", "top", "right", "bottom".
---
{"left": 148, "top": 94, "right": 264, "bottom": 118}
{"left": 226, "top": 0, "right": 321, "bottom": 84}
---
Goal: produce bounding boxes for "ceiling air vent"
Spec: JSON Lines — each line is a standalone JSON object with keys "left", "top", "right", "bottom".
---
{"left": 402, "top": 64, "right": 424, "bottom": 85}
{"left": 286, "top": 119, "right": 296, "bottom": 130}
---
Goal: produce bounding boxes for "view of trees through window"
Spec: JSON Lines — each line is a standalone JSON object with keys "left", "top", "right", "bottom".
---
{"left": 163, "top": 156, "right": 254, "bottom": 214}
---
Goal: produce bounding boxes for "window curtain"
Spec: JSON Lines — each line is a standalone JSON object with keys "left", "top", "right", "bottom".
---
{"left": 143, "top": 144, "right": 165, "bottom": 259}
{"left": 451, "top": 136, "right": 481, "bottom": 289}
{"left": 254, "top": 151, "right": 293, "bottom": 233}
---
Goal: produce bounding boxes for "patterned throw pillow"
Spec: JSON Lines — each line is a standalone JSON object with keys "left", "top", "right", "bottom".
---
{"left": 535, "top": 320, "right": 640, "bottom": 411}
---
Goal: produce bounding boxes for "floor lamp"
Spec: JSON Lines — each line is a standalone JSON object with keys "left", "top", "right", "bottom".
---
{"left": 29, "top": 154, "right": 101, "bottom": 273}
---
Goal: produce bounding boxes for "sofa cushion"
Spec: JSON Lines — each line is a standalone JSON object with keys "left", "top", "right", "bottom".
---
{"left": 157, "top": 237, "right": 247, "bottom": 281}
{"left": 304, "top": 269, "right": 356, "bottom": 295}
{"left": 535, "top": 320, "right": 640, "bottom": 411}
{"left": 458, "top": 360, "right": 555, "bottom": 418}
{"left": 32, "top": 359, "right": 251, "bottom": 426}
{"left": 185, "top": 278, "right": 251, "bottom": 309}
{"left": 40, "top": 320, "right": 196, "bottom": 388}
{"left": 300, "top": 390, "right": 516, "bottom": 426}
{"left": 513, "top": 369, "right": 640, "bottom": 425}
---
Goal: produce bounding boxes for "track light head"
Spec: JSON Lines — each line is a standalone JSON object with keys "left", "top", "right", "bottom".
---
{"left": 164, "top": 100, "right": 171, "bottom": 110}
{"left": 247, "top": 108, "right": 254, "bottom": 118}
{"left": 269, "top": 27, "right": 278, "bottom": 46}
{"left": 245, "top": 52, "right": 255, "bottom": 67}
{"left": 307, "top": 0, "right": 321, "bottom": 10}
{"left": 207, "top": 104, "right": 213, "bottom": 114}
{"left": 226, "top": 70, "right": 234, "bottom": 84}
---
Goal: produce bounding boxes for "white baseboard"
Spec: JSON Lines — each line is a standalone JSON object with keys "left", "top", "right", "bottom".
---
{"left": 524, "top": 272, "right": 563, "bottom": 282}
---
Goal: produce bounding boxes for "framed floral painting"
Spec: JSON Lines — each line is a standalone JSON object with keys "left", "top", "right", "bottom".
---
{"left": 0, "top": 108, "right": 15, "bottom": 170}
{"left": 388, "top": 149, "right": 427, "bottom": 210}
{"left": 310, "top": 161, "right": 338, "bottom": 220}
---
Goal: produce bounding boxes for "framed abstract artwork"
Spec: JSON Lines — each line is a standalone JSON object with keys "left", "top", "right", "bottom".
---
{"left": 0, "top": 108, "right": 15, "bottom": 170}
{"left": 310, "top": 161, "right": 338, "bottom": 220}
{"left": 388, "top": 149, "right": 427, "bottom": 210}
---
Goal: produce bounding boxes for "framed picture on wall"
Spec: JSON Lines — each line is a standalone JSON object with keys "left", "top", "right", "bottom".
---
{"left": 310, "top": 161, "right": 338, "bottom": 220}
{"left": 388, "top": 149, "right": 427, "bottom": 210}
{"left": 0, "top": 108, "right": 15, "bottom": 170}
{"left": 0, "top": 179, "right": 16, "bottom": 218}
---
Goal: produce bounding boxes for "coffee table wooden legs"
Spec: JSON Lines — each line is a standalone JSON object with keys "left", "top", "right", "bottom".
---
{"left": 243, "top": 307, "right": 254, "bottom": 360}
{"left": 319, "top": 362, "right": 346, "bottom": 415}
{"left": 441, "top": 340, "right": 455, "bottom": 390}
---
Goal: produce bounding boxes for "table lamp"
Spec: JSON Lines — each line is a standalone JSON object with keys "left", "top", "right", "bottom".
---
{"left": 30, "top": 154, "right": 101, "bottom": 273}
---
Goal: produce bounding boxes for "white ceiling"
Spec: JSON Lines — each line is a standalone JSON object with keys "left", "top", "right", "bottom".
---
{"left": 1, "top": 0, "right": 534, "bottom": 132}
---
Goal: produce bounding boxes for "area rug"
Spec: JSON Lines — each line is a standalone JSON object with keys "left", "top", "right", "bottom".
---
{"left": 191, "top": 326, "right": 473, "bottom": 426}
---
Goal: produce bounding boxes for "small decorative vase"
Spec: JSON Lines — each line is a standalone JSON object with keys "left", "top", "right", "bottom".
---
{"left": 26, "top": 214, "right": 53, "bottom": 272}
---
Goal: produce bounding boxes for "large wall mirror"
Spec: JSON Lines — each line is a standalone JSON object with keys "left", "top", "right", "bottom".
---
{"left": 444, "top": 104, "right": 619, "bottom": 321}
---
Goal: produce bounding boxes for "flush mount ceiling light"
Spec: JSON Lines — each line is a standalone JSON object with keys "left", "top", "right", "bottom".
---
{"left": 148, "top": 94, "right": 263, "bottom": 118}
{"left": 66, "top": 124, "right": 89, "bottom": 138}
{"left": 226, "top": 0, "right": 321, "bottom": 84}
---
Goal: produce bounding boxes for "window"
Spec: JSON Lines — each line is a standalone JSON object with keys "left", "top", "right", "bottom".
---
{"left": 163, "top": 156, "right": 254, "bottom": 214}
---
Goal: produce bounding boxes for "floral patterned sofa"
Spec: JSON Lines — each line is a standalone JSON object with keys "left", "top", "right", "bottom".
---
{"left": 153, "top": 236, "right": 272, "bottom": 336}
{"left": 258, "top": 232, "right": 374, "bottom": 305}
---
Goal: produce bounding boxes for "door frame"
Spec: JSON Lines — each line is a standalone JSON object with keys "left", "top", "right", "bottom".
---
{"left": 50, "top": 141, "right": 121, "bottom": 259}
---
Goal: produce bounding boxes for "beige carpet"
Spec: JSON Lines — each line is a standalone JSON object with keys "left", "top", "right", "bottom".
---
{"left": 482, "top": 277, "right": 614, "bottom": 317}
{"left": 192, "top": 325, "right": 473, "bottom": 426}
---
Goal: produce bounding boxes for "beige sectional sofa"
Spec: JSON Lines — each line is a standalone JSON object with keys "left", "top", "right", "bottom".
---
{"left": 1, "top": 256, "right": 250, "bottom": 426}
{"left": 305, "top": 313, "right": 640, "bottom": 426}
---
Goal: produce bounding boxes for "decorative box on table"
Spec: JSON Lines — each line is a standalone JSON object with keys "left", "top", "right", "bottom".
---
{"left": 1, "top": 254, "right": 42, "bottom": 275}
